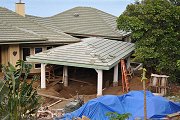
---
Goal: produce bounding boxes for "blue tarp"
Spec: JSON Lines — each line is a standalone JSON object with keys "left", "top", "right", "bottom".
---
{"left": 60, "top": 91, "right": 180, "bottom": 120}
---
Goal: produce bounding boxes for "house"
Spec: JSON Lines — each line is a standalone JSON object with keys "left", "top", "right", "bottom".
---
{"left": 0, "top": 2, "right": 132, "bottom": 75}
{"left": 26, "top": 7, "right": 131, "bottom": 41}
{"left": 0, "top": 2, "right": 80, "bottom": 73}
{"left": 0, "top": 1, "right": 135, "bottom": 96}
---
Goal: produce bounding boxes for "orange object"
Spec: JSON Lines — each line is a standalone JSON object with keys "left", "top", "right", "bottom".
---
{"left": 120, "top": 59, "right": 130, "bottom": 92}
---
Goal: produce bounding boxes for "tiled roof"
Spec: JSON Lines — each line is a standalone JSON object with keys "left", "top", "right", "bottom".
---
{"left": 0, "top": 7, "right": 80, "bottom": 44}
{"left": 0, "top": 20, "right": 46, "bottom": 44}
{"left": 27, "top": 7, "right": 130, "bottom": 40}
{"left": 27, "top": 37, "right": 135, "bottom": 70}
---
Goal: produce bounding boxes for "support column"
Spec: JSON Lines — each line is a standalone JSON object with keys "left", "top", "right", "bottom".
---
{"left": 113, "top": 64, "right": 119, "bottom": 87}
{"left": 126, "top": 56, "right": 131, "bottom": 69}
{"left": 63, "top": 66, "right": 68, "bottom": 87}
{"left": 41, "top": 63, "right": 46, "bottom": 88}
{"left": 96, "top": 69, "right": 103, "bottom": 96}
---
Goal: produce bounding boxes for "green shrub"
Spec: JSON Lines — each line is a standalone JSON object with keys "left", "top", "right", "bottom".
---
{"left": 0, "top": 60, "right": 41, "bottom": 120}
{"left": 106, "top": 112, "right": 131, "bottom": 120}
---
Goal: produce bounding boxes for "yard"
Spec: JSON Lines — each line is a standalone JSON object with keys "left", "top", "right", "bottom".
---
{"left": 29, "top": 68, "right": 180, "bottom": 109}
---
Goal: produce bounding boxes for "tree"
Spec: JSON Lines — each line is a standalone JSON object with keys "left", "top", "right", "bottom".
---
{"left": 0, "top": 60, "right": 41, "bottom": 120}
{"left": 117, "top": 0, "right": 180, "bottom": 82}
{"left": 169, "top": 0, "right": 180, "bottom": 6}
{"left": 177, "top": 60, "right": 180, "bottom": 69}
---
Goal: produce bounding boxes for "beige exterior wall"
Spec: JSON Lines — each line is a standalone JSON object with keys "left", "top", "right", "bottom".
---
{"left": 0, "top": 44, "right": 57, "bottom": 74}
{"left": 1, "top": 45, "right": 9, "bottom": 66}
{"left": 8, "top": 44, "right": 20, "bottom": 67}
{"left": 16, "top": 3, "right": 25, "bottom": 17}
{"left": 20, "top": 45, "right": 55, "bottom": 73}
{"left": 1, "top": 45, "right": 20, "bottom": 67}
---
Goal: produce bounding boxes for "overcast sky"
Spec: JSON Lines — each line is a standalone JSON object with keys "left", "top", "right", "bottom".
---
{"left": 0, "top": 0, "right": 134, "bottom": 17}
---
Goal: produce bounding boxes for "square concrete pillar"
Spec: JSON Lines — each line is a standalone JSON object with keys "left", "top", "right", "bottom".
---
{"left": 113, "top": 63, "right": 119, "bottom": 87}
{"left": 41, "top": 63, "right": 46, "bottom": 88}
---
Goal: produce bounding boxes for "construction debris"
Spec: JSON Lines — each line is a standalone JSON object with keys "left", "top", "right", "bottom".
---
{"left": 37, "top": 107, "right": 64, "bottom": 120}
{"left": 37, "top": 92, "right": 84, "bottom": 120}
{"left": 64, "top": 99, "right": 84, "bottom": 113}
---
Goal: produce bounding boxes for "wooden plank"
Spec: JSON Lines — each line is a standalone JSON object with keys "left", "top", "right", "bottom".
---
{"left": 69, "top": 78, "right": 94, "bottom": 85}
{"left": 38, "top": 93, "right": 68, "bottom": 101}
{"left": 47, "top": 99, "right": 62, "bottom": 108}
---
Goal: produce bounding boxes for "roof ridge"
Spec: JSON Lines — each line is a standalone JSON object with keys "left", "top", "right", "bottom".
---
{"left": 25, "top": 6, "right": 130, "bottom": 38}
{"left": 92, "top": 8, "right": 121, "bottom": 36}
{"left": 94, "top": 8, "right": 130, "bottom": 36}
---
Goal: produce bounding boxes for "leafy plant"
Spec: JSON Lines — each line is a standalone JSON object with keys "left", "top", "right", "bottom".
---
{"left": 106, "top": 112, "right": 131, "bottom": 120}
{"left": 0, "top": 60, "right": 41, "bottom": 120}
{"left": 117, "top": 0, "right": 180, "bottom": 83}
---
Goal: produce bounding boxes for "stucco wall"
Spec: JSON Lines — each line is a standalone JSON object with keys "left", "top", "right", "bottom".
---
{"left": 1, "top": 45, "right": 8, "bottom": 66}
{"left": 8, "top": 44, "right": 20, "bottom": 66}
{"left": 0, "top": 44, "right": 58, "bottom": 74}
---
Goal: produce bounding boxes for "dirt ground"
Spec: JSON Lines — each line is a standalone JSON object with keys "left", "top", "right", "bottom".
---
{"left": 29, "top": 67, "right": 180, "bottom": 110}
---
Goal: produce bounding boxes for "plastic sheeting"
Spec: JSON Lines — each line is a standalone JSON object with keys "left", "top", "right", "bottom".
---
{"left": 60, "top": 91, "right": 180, "bottom": 120}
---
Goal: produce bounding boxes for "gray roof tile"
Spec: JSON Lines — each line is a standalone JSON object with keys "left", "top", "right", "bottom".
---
{"left": 27, "top": 7, "right": 130, "bottom": 40}
{"left": 27, "top": 37, "right": 135, "bottom": 70}
{"left": 0, "top": 7, "right": 80, "bottom": 44}
{"left": 0, "top": 20, "right": 47, "bottom": 44}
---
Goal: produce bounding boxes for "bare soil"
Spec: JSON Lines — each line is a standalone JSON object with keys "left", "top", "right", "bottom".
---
{"left": 28, "top": 68, "right": 180, "bottom": 109}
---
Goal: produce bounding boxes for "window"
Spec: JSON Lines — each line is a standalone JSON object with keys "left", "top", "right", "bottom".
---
{"left": 22, "top": 48, "right": 30, "bottom": 61}
{"left": 47, "top": 46, "right": 52, "bottom": 50}
{"left": 34, "top": 47, "right": 42, "bottom": 69}
{"left": 35, "top": 64, "right": 41, "bottom": 68}
{"left": 35, "top": 48, "right": 42, "bottom": 54}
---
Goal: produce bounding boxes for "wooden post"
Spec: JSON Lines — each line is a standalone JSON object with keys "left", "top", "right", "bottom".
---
{"left": 96, "top": 69, "right": 103, "bottom": 96}
{"left": 41, "top": 63, "right": 46, "bottom": 88}
{"left": 63, "top": 66, "right": 68, "bottom": 87}
{"left": 113, "top": 64, "right": 119, "bottom": 87}
{"left": 141, "top": 68, "right": 147, "bottom": 120}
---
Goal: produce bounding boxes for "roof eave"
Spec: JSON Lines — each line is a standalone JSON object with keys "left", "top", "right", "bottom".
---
{"left": 26, "top": 57, "right": 110, "bottom": 70}
{"left": 66, "top": 32, "right": 124, "bottom": 40}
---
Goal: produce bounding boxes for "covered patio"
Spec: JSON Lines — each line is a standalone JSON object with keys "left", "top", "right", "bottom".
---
{"left": 27, "top": 37, "right": 135, "bottom": 96}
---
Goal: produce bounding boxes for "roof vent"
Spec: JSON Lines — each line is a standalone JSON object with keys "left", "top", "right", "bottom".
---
{"left": 74, "top": 13, "right": 79, "bottom": 17}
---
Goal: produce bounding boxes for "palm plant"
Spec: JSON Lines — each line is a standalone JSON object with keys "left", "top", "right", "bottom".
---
{"left": 0, "top": 60, "right": 41, "bottom": 120}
